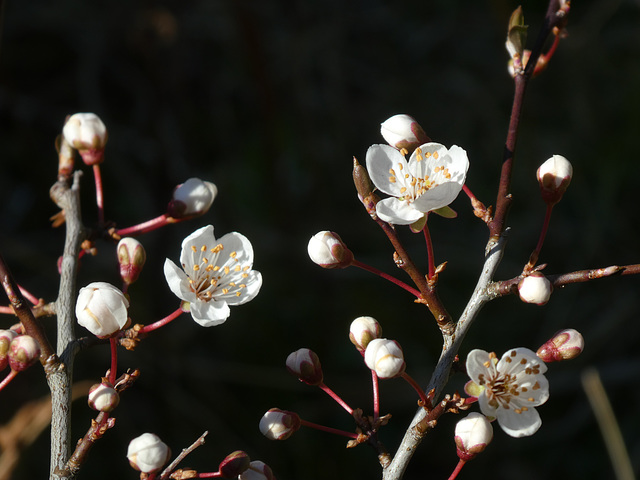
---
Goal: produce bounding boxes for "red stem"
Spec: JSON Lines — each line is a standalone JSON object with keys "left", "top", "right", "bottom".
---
{"left": 196, "top": 473, "right": 223, "bottom": 478}
{"left": 422, "top": 218, "right": 436, "bottom": 280}
{"left": 140, "top": 307, "right": 185, "bottom": 334}
{"left": 0, "top": 369, "right": 18, "bottom": 392}
{"left": 116, "top": 214, "right": 171, "bottom": 237}
{"left": 318, "top": 382, "right": 353, "bottom": 414}
{"left": 447, "top": 459, "right": 467, "bottom": 480}
{"left": 299, "top": 419, "right": 359, "bottom": 439}
{"left": 109, "top": 337, "right": 118, "bottom": 385}
{"left": 372, "top": 370, "right": 380, "bottom": 423}
{"left": 400, "top": 372, "right": 430, "bottom": 406}
{"left": 527, "top": 203, "right": 554, "bottom": 270}
{"left": 351, "top": 260, "right": 421, "bottom": 298}
{"left": 93, "top": 164, "right": 105, "bottom": 226}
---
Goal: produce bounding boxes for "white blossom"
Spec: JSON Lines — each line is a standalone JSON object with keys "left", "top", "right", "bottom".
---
{"left": 518, "top": 272, "right": 552, "bottom": 305}
{"left": 76, "top": 282, "right": 129, "bottom": 338}
{"left": 466, "top": 348, "right": 549, "bottom": 438}
{"left": 127, "top": 433, "right": 171, "bottom": 473}
{"left": 366, "top": 142, "right": 469, "bottom": 225}
{"left": 164, "top": 225, "right": 262, "bottom": 327}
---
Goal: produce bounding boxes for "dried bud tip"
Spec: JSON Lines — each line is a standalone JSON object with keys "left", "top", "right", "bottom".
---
{"left": 307, "top": 231, "right": 354, "bottom": 269}
{"left": 349, "top": 316, "right": 382, "bottom": 352}
{"left": 518, "top": 272, "right": 552, "bottom": 305}
{"left": 286, "top": 348, "right": 323, "bottom": 385}
{"left": 537, "top": 328, "right": 584, "bottom": 362}
{"left": 259, "top": 408, "right": 301, "bottom": 441}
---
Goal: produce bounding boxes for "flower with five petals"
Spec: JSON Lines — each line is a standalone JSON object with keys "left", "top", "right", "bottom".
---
{"left": 365, "top": 142, "right": 469, "bottom": 225}
{"left": 164, "top": 225, "right": 262, "bottom": 327}
{"left": 465, "top": 348, "right": 549, "bottom": 438}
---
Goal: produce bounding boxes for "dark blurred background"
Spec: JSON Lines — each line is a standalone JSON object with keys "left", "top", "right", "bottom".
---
{"left": 1, "top": 0, "right": 639, "bottom": 479}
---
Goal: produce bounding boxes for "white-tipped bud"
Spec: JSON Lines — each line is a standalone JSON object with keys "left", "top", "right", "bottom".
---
{"left": 76, "top": 282, "right": 129, "bottom": 338}
{"left": 62, "top": 113, "right": 108, "bottom": 165}
{"left": 349, "top": 316, "right": 382, "bottom": 352}
{"left": 537, "top": 155, "right": 573, "bottom": 205}
{"left": 218, "top": 450, "right": 251, "bottom": 478}
{"left": 88, "top": 382, "right": 120, "bottom": 412}
{"left": 286, "top": 348, "right": 323, "bottom": 386}
{"left": 117, "top": 237, "right": 146, "bottom": 285}
{"left": 454, "top": 412, "right": 493, "bottom": 461}
{"left": 518, "top": 272, "right": 552, "bottom": 305}
{"left": 167, "top": 178, "right": 217, "bottom": 218}
{"left": 8, "top": 335, "right": 40, "bottom": 371}
{"left": 364, "top": 338, "right": 405, "bottom": 379}
{"left": 307, "top": 231, "right": 353, "bottom": 269}
{"left": 0, "top": 329, "right": 19, "bottom": 371}
{"left": 259, "top": 408, "right": 301, "bottom": 440}
{"left": 537, "top": 328, "right": 584, "bottom": 362}
{"left": 380, "top": 114, "right": 429, "bottom": 152}
{"left": 239, "top": 461, "right": 275, "bottom": 480}
{"left": 127, "top": 433, "right": 171, "bottom": 473}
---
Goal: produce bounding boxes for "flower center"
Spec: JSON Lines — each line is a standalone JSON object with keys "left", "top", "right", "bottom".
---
{"left": 185, "top": 243, "right": 250, "bottom": 302}
{"left": 387, "top": 147, "right": 452, "bottom": 203}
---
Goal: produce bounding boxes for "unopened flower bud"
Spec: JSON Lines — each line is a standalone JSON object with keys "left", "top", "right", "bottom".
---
{"left": 506, "top": 6, "right": 527, "bottom": 62}
{"left": 8, "top": 335, "right": 40, "bottom": 371}
{"left": 259, "top": 408, "right": 301, "bottom": 440}
{"left": 307, "top": 231, "right": 353, "bottom": 269}
{"left": 537, "top": 155, "right": 573, "bottom": 205}
{"left": 454, "top": 412, "right": 493, "bottom": 461}
{"left": 76, "top": 282, "right": 129, "bottom": 338}
{"left": 167, "top": 178, "right": 217, "bottom": 219}
{"left": 349, "top": 316, "right": 382, "bottom": 352}
{"left": 0, "top": 329, "right": 19, "bottom": 371}
{"left": 127, "top": 433, "right": 171, "bottom": 473}
{"left": 88, "top": 381, "right": 120, "bottom": 412}
{"left": 62, "top": 113, "right": 108, "bottom": 165}
{"left": 364, "top": 338, "right": 405, "bottom": 379}
{"left": 518, "top": 272, "right": 552, "bottom": 305}
{"left": 537, "top": 328, "right": 584, "bottom": 362}
{"left": 117, "top": 237, "right": 146, "bottom": 285}
{"left": 380, "top": 114, "right": 430, "bottom": 152}
{"left": 218, "top": 450, "right": 251, "bottom": 478}
{"left": 286, "top": 348, "right": 323, "bottom": 385}
{"left": 239, "top": 461, "right": 275, "bottom": 480}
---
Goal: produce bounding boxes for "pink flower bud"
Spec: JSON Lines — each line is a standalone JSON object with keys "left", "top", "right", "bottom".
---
{"left": 380, "top": 114, "right": 429, "bottom": 152}
{"left": 349, "top": 316, "right": 382, "bottom": 352}
{"left": 117, "top": 237, "right": 146, "bottom": 285}
{"left": 218, "top": 450, "right": 251, "bottom": 478}
{"left": 454, "top": 412, "right": 493, "bottom": 461}
{"left": 259, "top": 408, "right": 301, "bottom": 440}
{"left": 286, "top": 348, "right": 323, "bottom": 385}
{"left": 364, "top": 338, "right": 405, "bottom": 378}
{"left": 127, "top": 433, "right": 171, "bottom": 473}
{"left": 167, "top": 178, "right": 217, "bottom": 218}
{"left": 307, "top": 231, "right": 353, "bottom": 269}
{"left": 0, "top": 329, "right": 19, "bottom": 371}
{"left": 76, "top": 282, "right": 129, "bottom": 338}
{"left": 8, "top": 335, "right": 40, "bottom": 371}
{"left": 88, "top": 382, "right": 120, "bottom": 412}
{"left": 518, "top": 272, "right": 552, "bottom": 305}
{"left": 62, "top": 113, "right": 108, "bottom": 165}
{"left": 537, "top": 328, "right": 584, "bottom": 362}
{"left": 537, "top": 155, "right": 573, "bottom": 205}
{"left": 239, "top": 461, "right": 275, "bottom": 480}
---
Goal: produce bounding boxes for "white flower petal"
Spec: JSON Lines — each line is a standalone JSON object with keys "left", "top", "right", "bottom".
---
{"left": 465, "top": 349, "right": 495, "bottom": 383}
{"left": 411, "top": 182, "right": 465, "bottom": 213}
{"left": 376, "top": 197, "right": 424, "bottom": 225}
{"left": 365, "top": 144, "right": 409, "bottom": 197}
{"left": 163, "top": 259, "right": 195, "bottom": 302}
{"left": 225, "top": 270, "right": 262, "bottom": 306}
{"left": 190, "top": 299, "right": 231, "bottom": 327}
{"left": 496, "top": 405, "right": 542, "bottom": 438}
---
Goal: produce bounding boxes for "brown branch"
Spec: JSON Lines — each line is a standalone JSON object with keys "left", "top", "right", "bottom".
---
{"left": 159, "top": 431, "right": 208, "bottom": 480}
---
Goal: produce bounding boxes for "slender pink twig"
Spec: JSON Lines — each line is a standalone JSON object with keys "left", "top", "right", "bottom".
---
{"left": 109, "top": 338, "right": 118, "bottom": 385}
{"left": 447, "top": 459, "right": 466, "bottom": 480}
{"left": 93, "top": 164, "right": 105, "bottom": 225}
{"left": 0, "top": 306, "right": 14, "bottom": 315}
{"left": 0, "top": 370, "right": 18, "bottom": 392}
{"left": 422, "top": 219, "right": 436, "bottom": 280}
{"left": 526, "top": 203, "right": 554, "bottom": 271}
{"left": 351, "top": 260, "right": 421, "bottom": 297}
{"left": 196, "top": 473, "right": 222, "bottom": 478}
{"left": 140, "top": 307, "right": 185, "bottom": 334}
{"left": 299, "top": 419, "right": 359, "bottom": 439}
{"left": 18, "top": 286, "right": 40, "bottom": 305}
{"left": 371, "top": 370, "right": 380, "bottom": 423}
{"left": 462, "top": 184, "right": 477, "bottom": 202}
{"left": 400, "top": 372, "right": 430, "bottom": 406}
{"left": 318, "top": 382, "right": 353, "bottom": 414}
{"left": 116, "top": 214, "right": 171, "bottom": 237}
